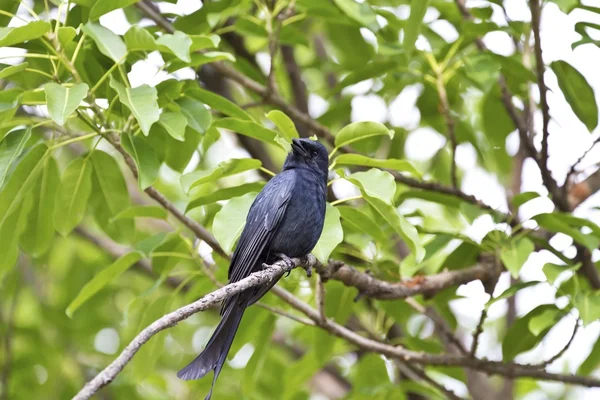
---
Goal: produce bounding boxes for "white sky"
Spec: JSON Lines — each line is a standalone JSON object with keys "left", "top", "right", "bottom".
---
{"left": 4, "top": 0, "right": 600, "bottom": 397}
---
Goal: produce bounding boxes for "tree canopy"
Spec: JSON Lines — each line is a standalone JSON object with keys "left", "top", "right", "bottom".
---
{"left": 1, "top": 0, "right": 600, "bottom": 399}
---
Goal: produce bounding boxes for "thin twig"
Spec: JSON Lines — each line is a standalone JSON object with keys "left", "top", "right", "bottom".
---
{"left": 564, "top": 136, "right": 600, "bottom": 190}
{"left": 470, "top": 308, "right": 487, "bottom": 357}
{"left": 403, "top": 363, "right": 464, "bottom": 400}
{"left": 316, "top": 274, "right": 326, "bottom": 322}
{"left": 530, "top": 0, "right": 551, "bottom": 174}
{"left": 534, "top": 318, "right": 579, "bottom": 368}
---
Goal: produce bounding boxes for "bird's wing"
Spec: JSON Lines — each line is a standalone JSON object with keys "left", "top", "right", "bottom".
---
{"left": 227, "top": 173, "right": 295, "bottom": 284}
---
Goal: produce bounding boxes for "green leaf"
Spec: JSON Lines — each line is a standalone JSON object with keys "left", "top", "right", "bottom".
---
{"left": 121, "top": 133, "right": 160, "bottom": 190}
{"left": 533, "top": 213, "right": 599, "bottom": 250}
{"left": 502, "top": 304, "right": 561, "bottom": 361}
{"left": 213, "top": 193, "right": 257, "bottom": 254}
{"left": 0, "top": 145, "right": 47, "bottom": 275}
{"left": 0, "top": 21, "right": 52, "bottom": 47}
{"left": 158, "top": 112, "right": 187, "bottom": 141}
{"left": 124, "top": 26, "right": 158, "bottom": 52}
{"left": 528, "top": 307, "right": 562, "bottom": 336}
{"left": 57, "top": 27, "right": 77, "bottom": 47}
{"left": 549, "top": 0, "right": 579, "bottom": 14}
{"left": 573, "top": 292, "right": 600, "bottom": 326}
{"left": 212, "top": 118, "right": 278, "bottom": 143}
{"left": 90, "top": 0, "right": 140, "bottom": 21}
{"left": 190, "top": 34, "right": 221, "bottom": 51}
{"left": 332, "top": 0, "right": 378, "bottom": 30}
{"left": 44, "top": 83, "right": 89, "bottom": 126}
{"left": 0, "top": 144, "right": 48, "bottom": 231}
{"left": 89, "top": 151, "right": 134, "bottom": 243}
{"left": 20, "top": 156, "right": 60, "bottom": 257}
{"left": 335, "top": 121, "right": 394, "bottom": 149}
{"left": 186, "top": 182, "right": 265, "bottom": 213}
{"left": 176, "top": 97, "right": 211, "bottom": 134}
{"left": 543, "top": 262, "right": 580, "bottom": 285}
{"left": 157, "top": 31, "right": 193, "bottom": 62}
{"left": 332, "top": 154, "right": 421, "bottom": 178}
{"left": 337, "top": 206, "right": 386, "bottom": 242}
{"left": 82, "top": 22, "right": 127, "bottom": 63}
{"left": 347, "top": 169, "right": 396, "bottom": 204}
{"left": 180, "top": 158, "right": 262, "bottom": 193}
{"left": 110, "top": 77, "right": 160, "bottom": 136}
{"left": 54, "top": 157, "right": 93, "bottom": 236}
{"left": 404, "top": 0, "right": 430, "bottom": 58}
{"left": 0, "top": 127, "right": 32, "bottom": 189}
{"left": 188, "top": 88, "right": 253, "bottom": 121}
{"left": 0, "top": 62, "right": 28, "bottom": 80}
{"left": 111, "top": 205, "right": 168, "bottom": 221}
{"left": 500, "top": 238, "right": 534, "bottom": 278}
{"left": 66, "top": 251, "right": 144, "bottom": 317}
{"left": 551, "top": 60, "right": 598, "bottom": 131}
{"left": 512, "top": 191, "right": 540, "bottom": 208}
{"left": 151, "top": 233, "right": 188, "bottom": 274}
{"left": 312, "top": 203, "right": 344, "bottom": 263}
{"left": 266, "top": 110, "right": 299, "bottom": 149}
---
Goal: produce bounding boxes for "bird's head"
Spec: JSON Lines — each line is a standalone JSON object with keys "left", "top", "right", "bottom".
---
{"left": 283, "top": 138, "right": 328, "bottom": 176}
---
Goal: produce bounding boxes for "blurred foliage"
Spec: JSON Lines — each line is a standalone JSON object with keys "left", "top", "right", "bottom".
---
{"left": 1, "top": 0, "right": 600, "bottom": 399}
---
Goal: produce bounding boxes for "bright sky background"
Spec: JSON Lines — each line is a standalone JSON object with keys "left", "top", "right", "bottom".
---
{"left": 3, "top": 0, "right": 600, "bottom": 397}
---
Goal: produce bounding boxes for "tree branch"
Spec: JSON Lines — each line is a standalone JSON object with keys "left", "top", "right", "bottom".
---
{"left": 530, "top": 0, "right": 551, "bottom": 173}
{"left": 72, "top": 256, "right": 316, "bottom": 400}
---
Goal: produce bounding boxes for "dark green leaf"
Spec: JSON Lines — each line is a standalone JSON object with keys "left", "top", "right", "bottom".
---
{"left": 54, "top": 157, "right": 93, "bottom": 236}
{"left": 404, "top": 0, "right": 430, "bottom": 58}
{"left": 121, "top": 133, "right": 160, "bottom": 190}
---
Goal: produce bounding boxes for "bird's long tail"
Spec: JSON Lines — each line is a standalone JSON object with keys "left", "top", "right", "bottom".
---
{"left": 177, "top": 297, "right": 246, "bottom": 400}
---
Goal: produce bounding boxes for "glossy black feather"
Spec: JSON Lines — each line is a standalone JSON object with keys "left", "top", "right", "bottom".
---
{"left": 178, "top": 139, "right": 328, "bottom": 399}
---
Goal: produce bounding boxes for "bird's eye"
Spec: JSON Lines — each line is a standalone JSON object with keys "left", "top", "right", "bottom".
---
{"left": 311, "top": 150, "right": 318, "bottom": 157}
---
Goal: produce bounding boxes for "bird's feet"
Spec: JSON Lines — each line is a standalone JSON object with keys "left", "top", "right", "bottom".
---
{"left": 276, "top": 253, "right": 296, "bottom": 277}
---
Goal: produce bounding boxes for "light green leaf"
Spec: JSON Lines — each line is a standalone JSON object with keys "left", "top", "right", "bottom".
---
{"left": 0, "top": 127, "right": 32, "bottom": 189}
{"left": 54, "top": 158, "right": 93, "bottom": 236}
{"left": 332, "top": 154, "right": 421, "bottom": 178}
{"left": 543, "top": 262, "right": 580, "bottom": 285}
{"left": 44, "top": 83, "right": 89, "bottom": 126}
{"left": 66, "top": 251, "right": 144, "bottom": 317}
{"left": 335, "top": 121, "right": 394, "bottom": 149}
{"left": 124, "top": 26, "right": 158, "bottom": 52}
{"left": 158, "top": 112, "right": 187, "bottom": 141}
{"left": 551, "top": 60, "right": 598, "bottom": 132}
{"left": 57, "top": 27, "right": 77, "bottom": 47}
{"left": 180, "top": 158, "right": 262, "bottom": 193}
{"left": 332, "top": 0, "right": 378, "bottom": 30}
{"left": 0, "top": 21, "right": 51, "bottom": 47}
{"left": 312, "top": 203, "right": 344, "bottom": 263}
{"left": 533, "top": 213, "right": 599, "bottom": 250}
{"left": 512, "top": 191, "right": 540, "bottom": 208}
{"left": 110, "top": 77, "right": 160, "bottom": 136}
{"left": 121, "top": 133, "right": 160, "bottom": 190}
{"left": 574, "top": 293, "right": 600, "bottom": 326}
{"left": 337, "top": 206, "right": 386, "bottom": 242}
{"left": 82, "top": 22, "right": 127, "bottom": 63}
{"left": 111, "top": 205, "right": 168, "bottom": 221}
{"left": 266, "top": 110, "right": 300, "bottom": 149}
{"left": 500, "top": 238, "right": 534, "bottom": 278}
{"left": 529, "top": 307, "right": 562, "bottom": 336}
{"left": 347, "top": 169, "right": 396, "bottom": 204}
{"left": 90, "top": 0, "right": 140, "bottom": 20}
{"left": 89, "top": 151, "right": 134, "bottom": 243}
{"left": 157, "top": 31, "right": 192, "bottom": 62}
{"left": 213, "top": 193, "right": 257, "bottom": 254}
{"left": 0, "top": 62, "right": 28, "bottom": 80}
{"left": 20, "top": 156, "right": 60, "bottom": 257}
{"left": 186, "top": 182, "right": 265, "bottom": 213}
{"left": 404, "top": 0, "right": 430, "bottom": 58}
{"left": 189, "top": 88, "right": 252, "bottom": 121}
{"left": 176, "top": 97, "right": 211, "bottom": 134}
{"left": 190, "top": 34, "right": 221, "bottom": 51}
{"left": 212, "top": 118, "right": 278, "bottom": 143}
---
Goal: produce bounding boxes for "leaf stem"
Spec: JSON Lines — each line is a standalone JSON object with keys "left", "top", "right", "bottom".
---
{"left": 330, "top": 195, "right": 362, "bottom": 206}
{"left": 49, "top": 132, "right": 99, "bottom": 150}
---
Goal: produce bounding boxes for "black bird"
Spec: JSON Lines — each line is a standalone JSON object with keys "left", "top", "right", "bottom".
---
{"left": 177, "top": 138, "right": 329, "bottom": 399}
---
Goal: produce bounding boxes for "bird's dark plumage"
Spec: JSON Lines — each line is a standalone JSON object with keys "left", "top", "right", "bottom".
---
{"left": 177, "top": 138, "right": 328, "bottom": 399}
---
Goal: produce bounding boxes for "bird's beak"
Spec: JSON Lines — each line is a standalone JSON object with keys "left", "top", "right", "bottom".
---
{"left": 291, "top": 138, "right": 308, "bottom": 157}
